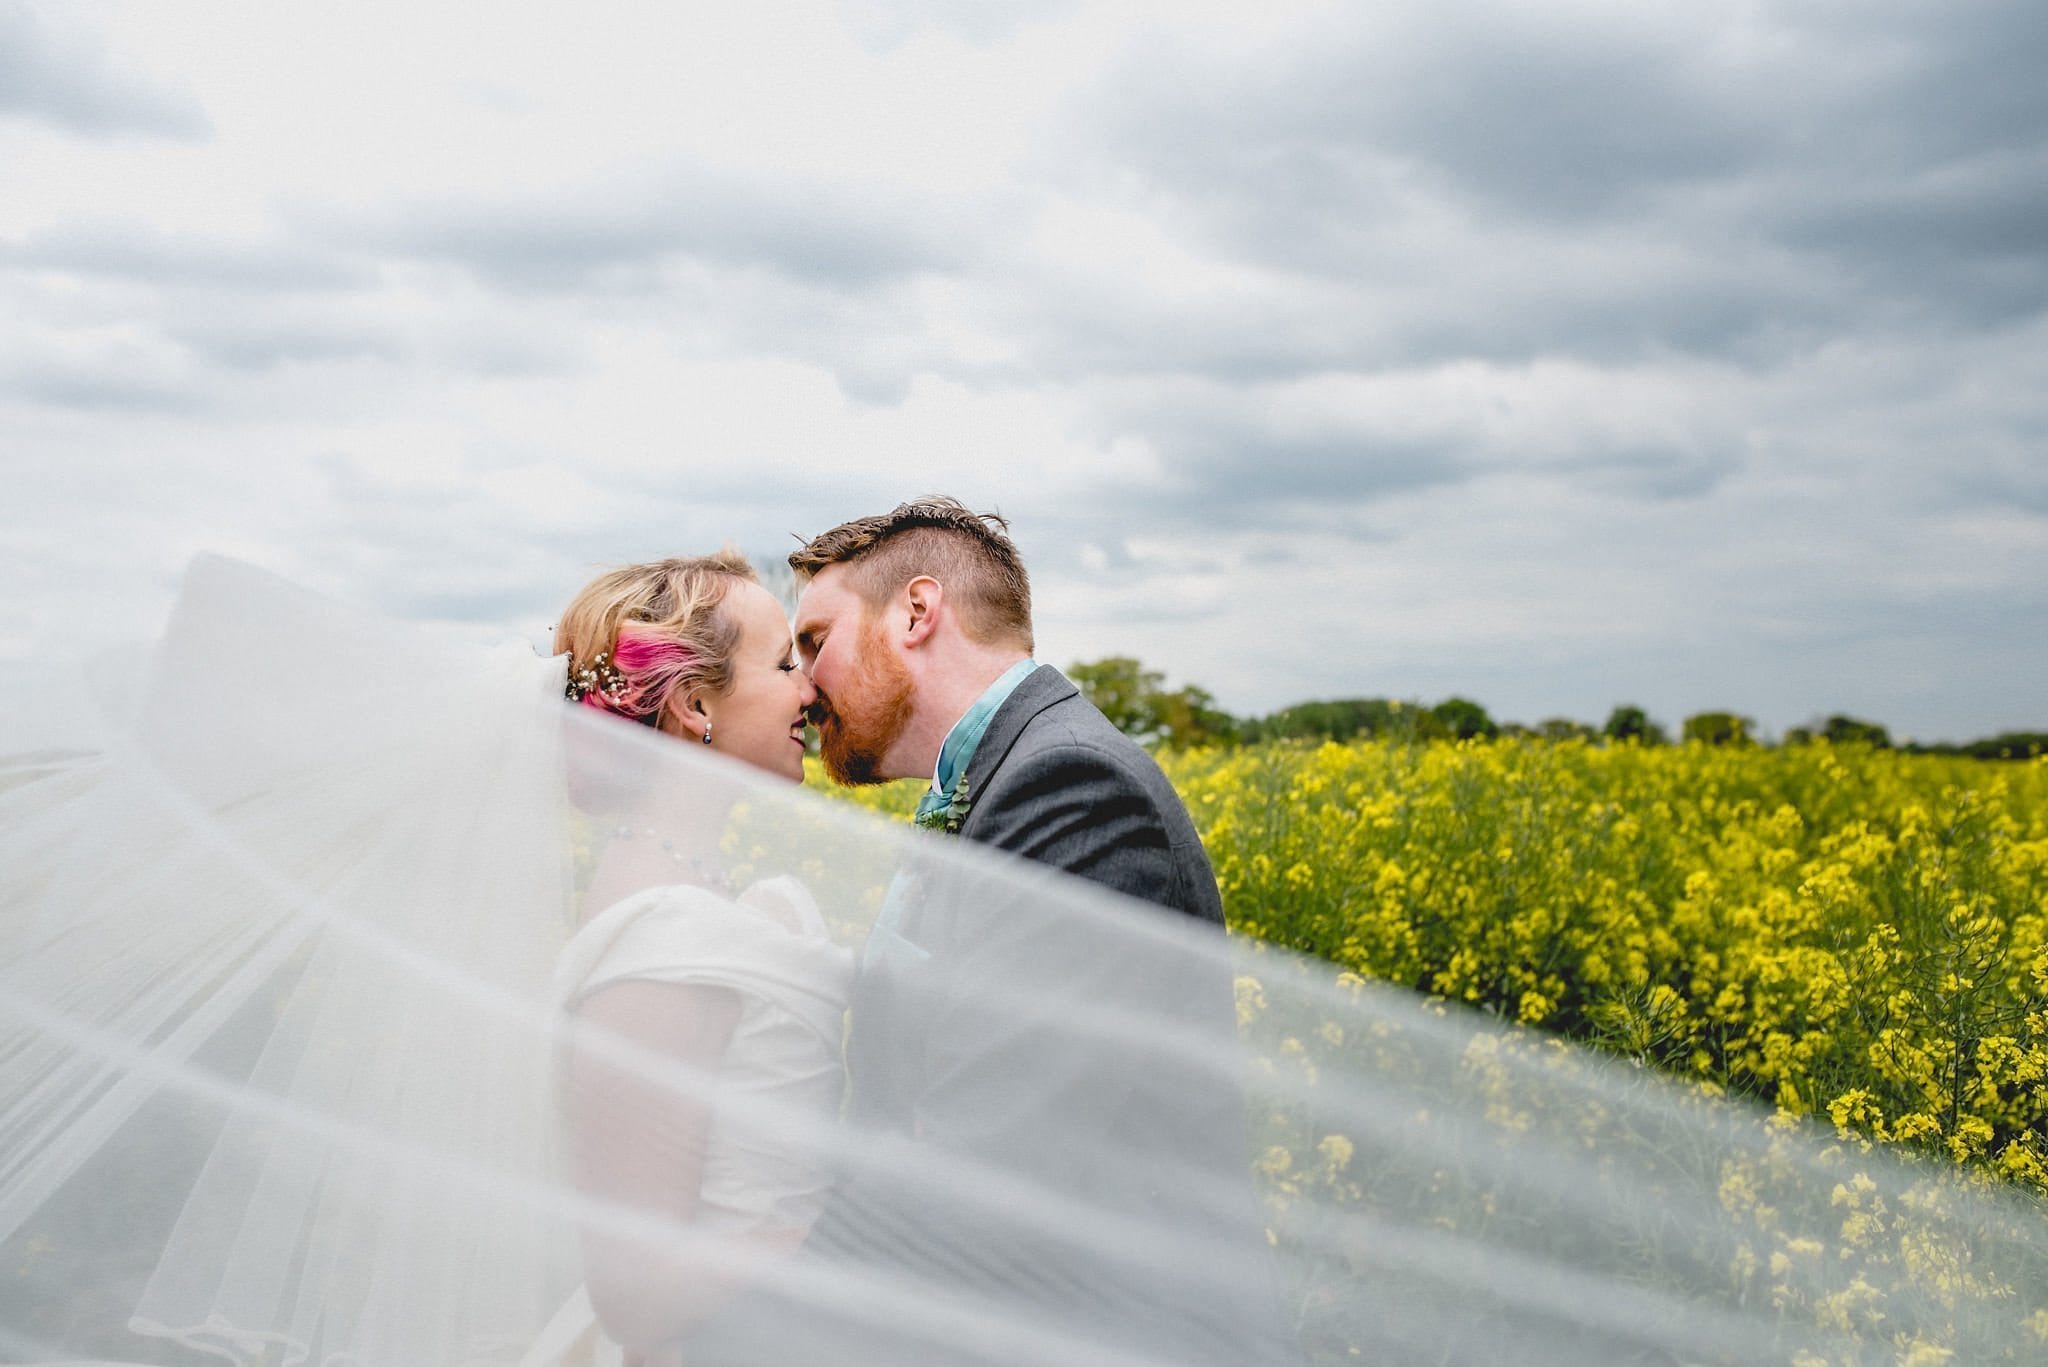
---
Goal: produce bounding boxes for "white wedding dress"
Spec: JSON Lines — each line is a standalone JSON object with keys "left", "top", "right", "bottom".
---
{"left": 523, "top": 877, "right": 852, "bottom": 1367}
{"left": 0, "top": 557, "right": 877, "bottom": 1365}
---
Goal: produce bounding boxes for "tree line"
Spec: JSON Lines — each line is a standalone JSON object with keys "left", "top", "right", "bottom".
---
{"left": 1065, "top": 656, "right": 2047, "bottom": 759}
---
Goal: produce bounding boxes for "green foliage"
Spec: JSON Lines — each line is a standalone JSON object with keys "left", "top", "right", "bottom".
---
{"left": 1429, "top": 696, "right": 1498, "bottom": 740}
{"left": 1682, "top": 711, "right": 1754, "bottom": 746}
{"left": 1063, "top": 655, "right": 2037, "bottom": 760}
{"left": 1823, "top": 714, "right": 1892, "bottom": 747}
{"left": 1067, "top": 656, "right": 1238, "bottom": 748}
{"left": 1790, "top": 714, "right": 1894, "bottom": 748}
{"left": 1911, "top": 732, "right": 2048, "bottom": 762}
{"left": 1149, "top": 681, "right": 1239, "bottom": 749}
{"left": 1067, "top": 656, "right": 1159, "bottom": 737}
{"left": 1972, "top": 732, "right": 2048, "bottom": 760}
{"left": 1247, "top": 698, "right": 1420, "bottom": 744}
{"left": 1601, "top": 704, "right": 1668, "bottom": 745}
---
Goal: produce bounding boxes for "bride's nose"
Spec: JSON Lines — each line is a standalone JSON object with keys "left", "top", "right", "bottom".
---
{"left": 793, "top": 670, "right": 818, "bottom": 710}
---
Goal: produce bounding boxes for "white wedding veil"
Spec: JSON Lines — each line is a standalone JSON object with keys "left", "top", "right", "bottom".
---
{"left": 2, "top": 557, "right": 2045, "bottom": 1365}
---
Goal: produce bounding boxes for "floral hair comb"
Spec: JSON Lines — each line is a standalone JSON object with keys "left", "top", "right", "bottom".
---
{"left": 564, "top": 650, "right": 629, "bottom": 703}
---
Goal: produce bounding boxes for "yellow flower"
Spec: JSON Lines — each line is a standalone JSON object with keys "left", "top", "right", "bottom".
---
{"left": 1234, "top": 975, "right": 1267, "bottom": 1028}
{"left": 1149, "top": 730, "right": 2048, "bottom": 1203}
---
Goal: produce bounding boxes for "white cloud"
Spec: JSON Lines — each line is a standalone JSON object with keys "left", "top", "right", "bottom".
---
{"left": 0, "top": 3, "right": 208, "bottom": 140}
{"left": 1, "top": 0, "right": 2044, "bottom": 742}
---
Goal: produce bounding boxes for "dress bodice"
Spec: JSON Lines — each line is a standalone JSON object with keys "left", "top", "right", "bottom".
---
{"left": 552, "top": 876, "right": 853, "bottom": 1235}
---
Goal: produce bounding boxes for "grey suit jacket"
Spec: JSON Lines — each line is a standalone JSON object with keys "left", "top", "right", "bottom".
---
{"left": 826, "top": 667, "right": 1285, "bottom": 1361}
{"left": 842, "top": 664, "right": 1227, "bottom": 1124}
{"left": 955, "top": 663, "right": 1226, "bottom": 923}
{"left": 687, "top": 668, "right": 1290, "bottom": 1364}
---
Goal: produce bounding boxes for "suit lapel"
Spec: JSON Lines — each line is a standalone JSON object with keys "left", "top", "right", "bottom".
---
{"left": 957, "top": 664, "right": 1075, "bottom": 819}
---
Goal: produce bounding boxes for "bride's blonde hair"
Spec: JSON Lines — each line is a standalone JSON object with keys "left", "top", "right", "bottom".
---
{"left": 554, "top": 550, "right": 758, "bottom": 732}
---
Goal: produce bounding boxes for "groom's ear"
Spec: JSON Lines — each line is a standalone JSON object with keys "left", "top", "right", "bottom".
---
{"left": 902, "top": 576, "right": 942, "bottom": 650}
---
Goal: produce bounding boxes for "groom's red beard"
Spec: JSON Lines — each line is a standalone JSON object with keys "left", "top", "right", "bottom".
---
{"left": 816, "top": 627, "right": 915, "bottom": 786}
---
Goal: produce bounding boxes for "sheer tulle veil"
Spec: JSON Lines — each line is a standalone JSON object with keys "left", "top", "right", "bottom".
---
{"left": 2, "top": 557, "right": 2045, "bottom": 1365}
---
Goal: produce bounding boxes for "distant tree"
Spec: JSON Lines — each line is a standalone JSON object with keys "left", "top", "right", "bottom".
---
{"left": 1253, "top": 698, "right": 1414, "bottom": 743}
{"left": 1430, "top": 696, "right": 1498, "bottom": 741}
{"left": 1601, "top": 705, "right": 1669, "bottom": 745}
{"left": 1067, "top": 656, "right": 1241, "bottom": 748}
{"left": 1821, "top": 714, "right": 1891, "bottom": 748}
{"left": 1682, "top": 711, "right": 1754, "bottom": 746}
{"left": 1539, "top": 717, "right": 1596, "bottom": 742}
{"left": 1249, "top": 697, "right": 1528, "bottom": 744}
{"left": 1962, "top": 731, "right": 2048, "bottom": 760}
{"left": 1151, "top": 682, "right": 1240, "bottom": 749}
{"left": 1068, "top": 657, "right": 1162, "bottom": 739}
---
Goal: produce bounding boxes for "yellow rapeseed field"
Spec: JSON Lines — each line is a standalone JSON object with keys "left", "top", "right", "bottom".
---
{"left": 822, "top": 740, "right": 2048, "bottom": 1194}
{"left": 818, "top": 741, "right": 2048, "bottom": 1359}
{"left": 1159, "top": 739, "right": 2048, "bottom": 1199}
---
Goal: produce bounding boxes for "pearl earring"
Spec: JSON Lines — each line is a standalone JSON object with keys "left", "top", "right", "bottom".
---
{"left": 702, "top": 721, "right": 713, "bottom": 746}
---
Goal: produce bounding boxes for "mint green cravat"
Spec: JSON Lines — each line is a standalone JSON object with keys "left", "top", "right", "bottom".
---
{"left": 913, "top": 659, "right": 1036, "bottom": 831}
{"left": 867, "top": 659, "right": 1037, "bottom": 972}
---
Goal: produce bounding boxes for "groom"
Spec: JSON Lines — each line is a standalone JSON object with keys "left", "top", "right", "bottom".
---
{"left": 789, "top": 495, "right": 1226, "bottom": 926}
{"left": 761, "top": 497, "right": 1286, "bottom": 1364}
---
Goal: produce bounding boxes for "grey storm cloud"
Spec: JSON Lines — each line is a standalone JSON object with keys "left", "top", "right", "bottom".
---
{"left": 1067, "top": 10, "right": 1763, "bottom": 242}
{"left": 284, "top": 456, "right": 602, "bottom": 629}
{"left": 5, "top": 221, "right": 371, "bottom": 292}
{"left": 1951, "top": 454, "right": 2048, "bottom": 516}
{"left": 310, "top": 163, "right": 980, "bottom": 293}
{"left": 0, "top": 4, "right": 208, "bottom": 139}
{"left": 1, "top": 216, "right": 580, "bottom": 411}
{"left": 1056, "top": 0, "right": 2048, "bottom": 370}
{"left": 1069, "top": 360, "right": 1749, "bottom": 536}
{"left": 1822, "top": 0, "right": 2048, "bottom": 165}
{"left": 1577, "top": 446, "right": 1736, "bottom": 502}
{"left": 0, "top": 359, "right": 201, "bottom": 413}
{"left": 1114, "top": 412, "right": 1472, "bottom": 515}
{"left": 162, "top": 315, "right": 410, "bottom": 374}
{"left": 289, "top": 455, "right": 904, "bottom": 635}
{"left": 1267, "top": 11, "right": 1767, "bottom": 223}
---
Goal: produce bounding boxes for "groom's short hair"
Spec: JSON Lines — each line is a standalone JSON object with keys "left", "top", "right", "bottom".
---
{"left": 791, "top": 497, "right": 1034, "bottom": 652}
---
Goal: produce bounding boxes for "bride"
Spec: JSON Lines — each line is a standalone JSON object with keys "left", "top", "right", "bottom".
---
{"left": 3, "top": 553, "right": 2047, "bottom": 1365}
{"left": 0, "top": 551, "right": 861, "bottom": 1366}
{"left": 532, "top": 552, "right": 853, "bottom": 1364}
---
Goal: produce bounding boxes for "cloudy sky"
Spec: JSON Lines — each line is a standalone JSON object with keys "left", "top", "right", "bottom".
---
{"left": 3, "top": 0, "right": 2044, "bottom": 742}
